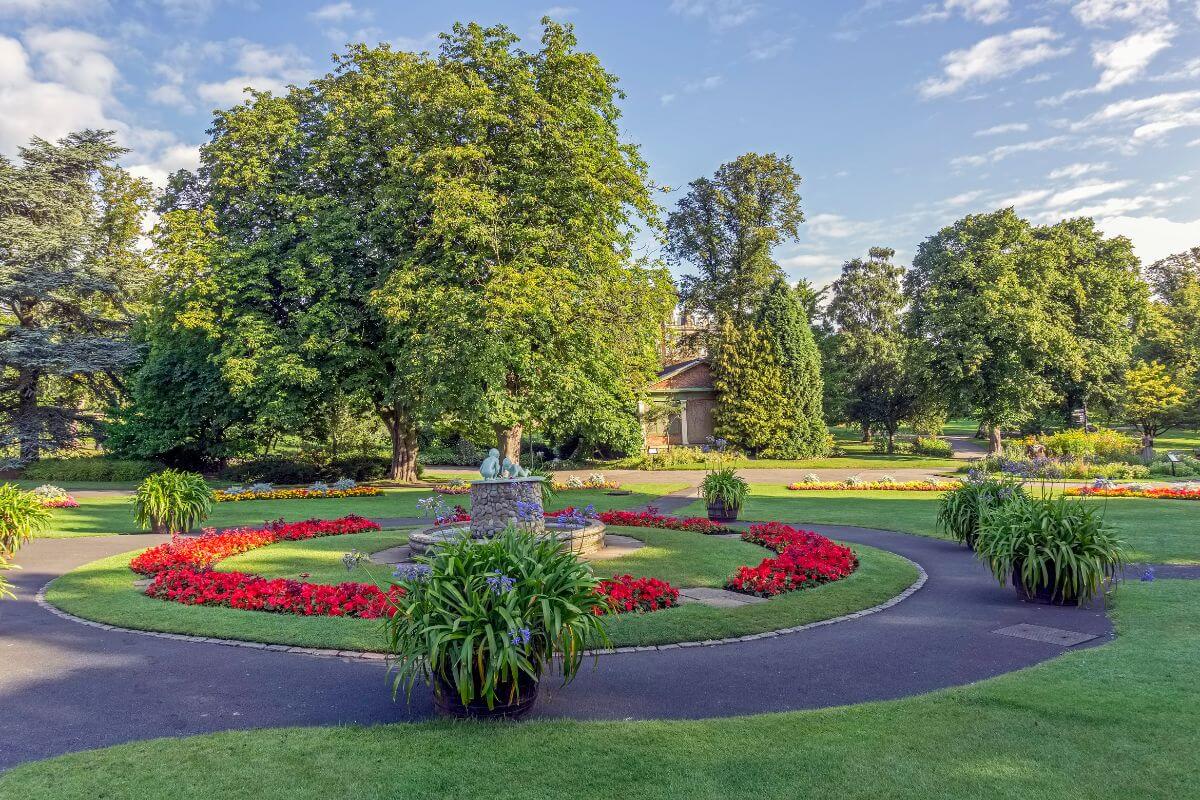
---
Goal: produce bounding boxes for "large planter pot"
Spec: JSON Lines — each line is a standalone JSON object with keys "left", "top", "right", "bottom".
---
{"left": 1011, "top": 562, "right": 1077, "bottom": 605}
{"left": 705, "top": 499, "right": 741, "bottom": 523}
{"left": 431, "top": 671, "right": 539, "bottom": 720}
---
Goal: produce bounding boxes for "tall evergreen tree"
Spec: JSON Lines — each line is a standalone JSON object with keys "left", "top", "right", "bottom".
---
{"left": 756, "top": 278, "right": 829, "bottom": 457}
{"left": 711, "top": 318, "right": 791, "bottom": 455}
{"left": 0, "top": 130, "right": 150, "bottom": 463}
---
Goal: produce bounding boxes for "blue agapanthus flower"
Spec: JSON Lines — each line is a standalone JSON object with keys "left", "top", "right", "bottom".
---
{"left": 1141, "top": 567, "right": 1155, "bottom": 582}
{"left": 393, "top": 563, "right": 431, "bottom": 581}
{"left": 515, "top": 500, "right": 544, "bottom": 522}
{"left": 487, "top": 574, "right": 516, "bottom": 595}
{"left": 509, "top": 627, "right": 532, "bottom": 645}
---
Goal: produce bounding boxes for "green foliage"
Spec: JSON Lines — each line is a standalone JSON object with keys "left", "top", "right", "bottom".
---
{"left": 906, "top": 210, "right": 1065, "bottom": 451}
{"left": 936, "top": 477, "right": 1024, "bottom": 547}
{"left": 827, "top": 247, "right": 918, "bottom": 445}
{"left": 1060, "top": 461, "right": 1149, "bottom": 480}
{"left": 385, "top": 527, "right": 609, "bottom": 708}
{"left": 133, "top": 469, "right": 214, "bottom": 534}
{"left": 670, "top": 152, "right": 805, "bottom": 320}
{"left": 0, "top": 483, "right": 52, "bottom": 599}
{"left": 1122, "top": 361, "right": 1188, "bottom": 438}
{"left": 755, "top": 279, "right": 829, "bottom": 458}
{"left": 912, "top": 436, "right": 952, "bottom": 457}
{"left": 23, "top": 457, "right": 162, "bottom": 482}
{"left": 624, "top": 446, "right": 740, "bottom": 470}
{"left": 711, "top": 318, "right": 792, "bottom": 456}
{"left": 700, "top": 467, "right": 750, "bottom": 508}
{"left": 218, "top": 455, "right": 396, "bottom": 484}
{"left": 1040, "top": 428, "right": 1139, "bottom": 461}
{"left": 975, "top": 494, "right": 1125, "bottom": 604}
{"left": 0, "top": 130, "right": 152, "bottom": 462}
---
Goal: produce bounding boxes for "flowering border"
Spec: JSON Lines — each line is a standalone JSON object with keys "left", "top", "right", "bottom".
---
{"left": 1065, "top": 485, "right": 1200, "bottom": 501}
{"left": 591, "top": 508, "right": 739, "bottom": 535}
{"left": 787, "top": 480, "right": 961, "bottom": 492}
{"left": 214, "top": 487, "right": 383, "bottom": 502}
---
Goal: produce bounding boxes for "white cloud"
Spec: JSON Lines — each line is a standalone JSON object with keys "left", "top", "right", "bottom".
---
{"left": 1072, "top": 90, "right": 1200, "bottom": 141}
{"left": 148, "top": 83, "right": 188, "bottom": 108}
{"left": 808, "top": 213, "right": 869, "bottom": 239}
{"left": 974, "top": 122, "right": 1029, "bottom": 136}
{"left": 685, "top": 74, "right": 723, "bottom": 92}
{"left": 1094, "top": 214, "right": 1200, "bottom": 262}
{"left": 900, "top": 0, "right": 1009, "bottom": 25}
{"left": 660, "top": 93, "right": 677, "bottom": 106}
{"left": 1046, "top": 179, "right": 1131, "bottom": 207}
{"left": 951, "top": 135, "right": 1069, "bottom": 167}
{"left": 941, "top": 189, "right": 986, "bottom": 206}
{"left": 309, "top": 2, "right": 362, "bottom": 23}
{"left": 1048, "top": 162, "right": 1109, "bottom": 179}
{"left": 669, "top": 0, "right": 758, "bottom": 31}
{"left": 539, "top": 5, "right": 578, "bottom": 20}
{"left": 0, "top": 0, "right": 97, "bottom": 16}
{"left": 998, "top": 188, "right": 1053, "bottom": 207}
{"left": 126, "top": 142, "right": 201, "bottom": 188}
{"left": 748, "top": 32, "right": 794, "bottom": 61}
{"left": 1091, "top": 26, "right": 1175, "bottom": 92}
{"left": 920, "top": 27, "right": 1072, "bottom": 99}
{"left": 196, "top": 41, "right": 311, "bottom": 108}
{"left": 1071, "top": 0, "right": 1168, "bottom": 27}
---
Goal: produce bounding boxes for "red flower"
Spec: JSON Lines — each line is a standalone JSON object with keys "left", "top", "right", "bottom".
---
{"left": 725, "top": 522, "right": 858, "bottom": 597}
{"left": 594, "top": 574, "right": 680, "bottom": 615}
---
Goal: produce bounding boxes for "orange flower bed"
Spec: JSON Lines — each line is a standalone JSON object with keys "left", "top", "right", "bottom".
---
{"left": 214, "top": 486, "right": 383, "bottom": 502}
{"left": 1065, "top": 485, "right": 1200, "bottom": 501}
{"left": 786, "top": 480, "right": 961, "bottom": 491}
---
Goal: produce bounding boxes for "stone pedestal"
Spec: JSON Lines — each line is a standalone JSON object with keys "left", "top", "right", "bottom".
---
{"left": 469, "top": 478, "right": 545, "bottom": 537}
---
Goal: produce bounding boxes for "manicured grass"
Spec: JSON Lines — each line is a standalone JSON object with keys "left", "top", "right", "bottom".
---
{"left": 6, "top": 580, "right": 1196, "bottom": 799}
{"left": 37, "top": 484, "right": 684, "bottom": 538}
{"left": 676, "top": 485, "right": 1200, "bottom": 564}
{"left": 43, "top": 526, "right": 916, "bottom": 650}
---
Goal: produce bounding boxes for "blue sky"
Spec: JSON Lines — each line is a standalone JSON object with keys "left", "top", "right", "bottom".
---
{"left": 2, "top": 0, "right": 1198, "bottom": 284}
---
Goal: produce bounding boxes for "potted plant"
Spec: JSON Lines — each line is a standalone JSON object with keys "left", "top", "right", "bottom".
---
{"left": 702, "top": 467, "right": 749, "bottom": 522}
{"left": 935, "top": 473, "right": 1024, "bottom": 549}
{"left": 133, "top": 469, "right": 215, "bottom": 535}
{"left": 974, "top": 494, "right": 1125, "bottom": 605}
{"left": 385, "top": 526, "right": 610, "bottom": 720}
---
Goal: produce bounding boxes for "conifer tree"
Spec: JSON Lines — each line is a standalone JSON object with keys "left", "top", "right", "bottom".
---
{"left": 756, "top": 279, "right": 829, "bottom": 457}
{"left": 711, "top": 318, "right": 791, "bottom": 455}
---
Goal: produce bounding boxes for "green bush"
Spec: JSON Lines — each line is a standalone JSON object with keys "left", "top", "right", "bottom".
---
{"left": 1149, "top": 454, "right": 1200, "bottom": 478}
{"left": 913, "top": 436, "right": 953, "bottom": 457}
{"left": 871, "top": 438, "right": 914, "bottom": 454}
{"left": 385, "top": 527, "right": 610, "bottom": 709}
{"left": 975, "top": 494, "right": 1125, "bottom": 604}
{"left": 628, "top": 446, "right": 741, "bottom": 470}
{"left": 0, "top": 483, "right": 53, "bottom": 599}
{"left": 936, "top": 476, "right": 1025, "bottom": 547}
{"left": 133, "top": 470, "right": 215, "bottom": 535}
{"left": 23, "top": 456, "right": 162, "bottom": 482}
{"left": 1041, "top": 428, "right": 1139, "bottom": 461}
{"left": 1060, "top": 460, "right": 1150, "bottom": 480}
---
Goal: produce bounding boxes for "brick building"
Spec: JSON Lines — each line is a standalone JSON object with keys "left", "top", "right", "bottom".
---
{"left": 640, "top": 358, "right": 716, "bottom": 448}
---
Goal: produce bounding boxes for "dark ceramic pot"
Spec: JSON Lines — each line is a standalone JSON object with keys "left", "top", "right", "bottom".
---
{"left": 706, "top": 499, "right": 740, "bottom": 523}
{"left": 432, "top": 671, "right": 539, "bottom": 720}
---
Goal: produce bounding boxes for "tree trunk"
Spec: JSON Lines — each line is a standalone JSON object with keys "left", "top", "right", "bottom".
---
{"left": 988, "top": 424, "right": 1003, "bottom": 456}
{"left": 381, "top": 409, "right": 420, "bottom": 483}
{"left": 886, "top": 429, "right": 896, "bottom": 454}
{"left": 16, "top": 368, "right": 40, "bottom": 463}
{"left": 860, "top": 422, "right": 872, "bottom": 443}
{"left": 495, "top": 423, "right": 523, "bottom": 464}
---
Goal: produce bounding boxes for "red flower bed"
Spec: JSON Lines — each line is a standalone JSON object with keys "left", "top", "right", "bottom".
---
{"left": 130, "top": 516, "right": 380, "bottom": 575}
{"left": 594, "top": 509, "right": 737, "bottom": 535}
{"left": 145, "top": 568, "right": 404, "bottom": 619}
{"left": 595, "top": 574, "right": 680, "bottom": 614}
{"left": 1066, "top": 485, "right": 1200, "bottom": 501}
{"left": 727, "top": 522, "right": 858, "bottom": 597}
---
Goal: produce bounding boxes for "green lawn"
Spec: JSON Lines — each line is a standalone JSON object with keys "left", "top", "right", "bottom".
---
{"left": 675, "top": 485, "right": 1200, "bottom": 564}
{"left": 5, "top": 579, "right": 1196, "bottom": 799}
{"left": 43, "top": 526, "right": 916, "bottom": 650}
{"left": 38, "top": 484, "right": 684, "bottom": 538}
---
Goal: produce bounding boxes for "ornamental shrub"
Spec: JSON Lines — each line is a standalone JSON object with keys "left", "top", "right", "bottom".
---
{"left": 0, "top": 484, "right": 52, "bottom": 599}
{"left": 133, "top": 469, "right": 215, "bottom": 535}
{"left": 936, "top": 475, "right": 1025, "bottom": 548}
{"left": 913, "top": 436, "right": 953, "bottom": 458}
{"left": 975, "top": 494, "right": 1125, "bottom": 604}
{"left": 23, "top": 456, "right": 162, "bottom": 482}
{"left": 1040, "top": 428, "right": 1139, "bottom": 461}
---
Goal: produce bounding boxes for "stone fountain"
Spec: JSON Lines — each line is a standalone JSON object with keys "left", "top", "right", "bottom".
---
{"left": 407, "top": 449, "right": 606, "bottom": 556}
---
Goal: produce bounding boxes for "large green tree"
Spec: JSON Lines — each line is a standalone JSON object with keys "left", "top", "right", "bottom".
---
{"left": 711, "top": 318, "right": 791, "bottom": 455}
{"left": 668, "top": 152, "right": 805, "bottom": 320}
{"left": 1035, "top": 218, "right": 1146, "bottom": 426}
{"left": 755, "top": 278, "right": 829, "bottom": 457}
{"left": 906, "top": 209, "right": 1067, "bottom": 454}
{"left": 153, "top": 21, "right": 672, "bottom": 479}
{"left": 826, "top": 246, "right": 915, "bottom": 445}
{"left": 1139, "top": 246, "right": 1200, "bottom": 405}
{"left": 0, "top": 131, "right": 150, "bottom": 463}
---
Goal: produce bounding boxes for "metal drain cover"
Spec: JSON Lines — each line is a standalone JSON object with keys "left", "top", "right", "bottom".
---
{"left": 993, "top": 623, "right": 1098, "bottom": 647}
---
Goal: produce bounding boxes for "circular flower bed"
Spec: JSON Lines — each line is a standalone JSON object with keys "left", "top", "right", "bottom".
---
{"left": 726, "top": 522, "right": 858, "bottom": 597}
{"left": 32, "top": 484, "right": 79, "bottom": 508}
{"left": 596, "top": 574, "right": 679, "bottom": 614}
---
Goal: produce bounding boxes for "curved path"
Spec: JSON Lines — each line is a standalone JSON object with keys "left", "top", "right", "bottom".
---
{"left": 1, "top": 525, "right": 1115, "bottom": 771}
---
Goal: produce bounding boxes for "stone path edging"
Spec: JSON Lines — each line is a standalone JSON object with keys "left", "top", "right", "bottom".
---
{"left": 33, "top": 551, "right": 929, "bottom": 660}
